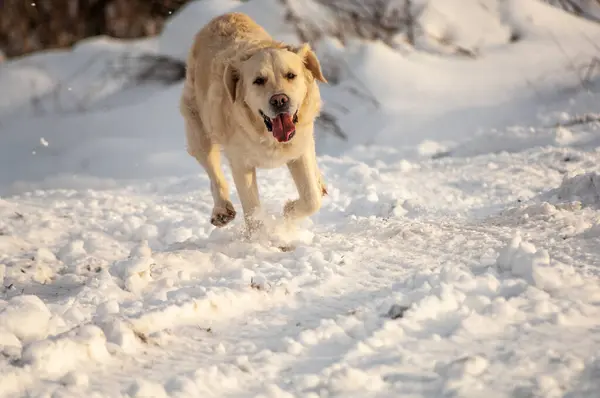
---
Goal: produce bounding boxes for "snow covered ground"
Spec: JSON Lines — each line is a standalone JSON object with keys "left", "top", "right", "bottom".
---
{"left": 1, "top": 0, "right": 600, "bottom": 396}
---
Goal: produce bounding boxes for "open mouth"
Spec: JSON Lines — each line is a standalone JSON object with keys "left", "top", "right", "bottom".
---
{"left": 259, "top": 110, "right": 299, "bottom": 143}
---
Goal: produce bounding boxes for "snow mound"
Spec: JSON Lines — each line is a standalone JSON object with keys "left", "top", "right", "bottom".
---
{"left": 96, "top": 318, "right": 143, "bottom": 355}
{"left": 553, "top": 172, "right": 600, "bottom": 207}
{"left": 127, "top": 379, "right": 169, "bottom": 398}
{"left": 0, "top": 295, "right": 53, "bottom": 342}
{"left": 21, "top": 325, "right": 110, "bottom": 379}
{"left": 159, "top": 0, "right": 297, "bottom": 61}
{"left": 158, "top": 0, "right": 242, "bottom": 61}
{"left": 110, "top": 241, "right": 155, "bottom": 294}
{"left": 0, "top": 328, "right": 22, "bottom": 359}
{"left": 496, "top": 232, "right": 580, "bottom": 290}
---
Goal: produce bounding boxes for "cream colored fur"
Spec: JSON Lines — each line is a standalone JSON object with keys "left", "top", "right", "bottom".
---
{"left": 179, "top": 12, "right": 328, "bottom": 232}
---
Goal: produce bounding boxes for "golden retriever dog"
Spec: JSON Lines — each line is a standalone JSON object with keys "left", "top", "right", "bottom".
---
{"left": 179, "top": 12, "right": 328, "bottom": 233}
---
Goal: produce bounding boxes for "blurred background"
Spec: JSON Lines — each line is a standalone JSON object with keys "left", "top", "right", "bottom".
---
{"left": 0, "top": 0, "right": 599, "bottom": 191}
{"left": 0, "top": 0, "right": 190, "bottom": 59}
{"left": 1, "top": 0, "right": 599, "bottom": 60}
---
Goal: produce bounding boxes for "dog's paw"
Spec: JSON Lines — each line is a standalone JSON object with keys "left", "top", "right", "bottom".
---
{"left": 210, "top": 202, "right": 236, "bottom": 227}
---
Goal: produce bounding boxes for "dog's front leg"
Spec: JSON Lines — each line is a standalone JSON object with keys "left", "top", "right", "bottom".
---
{"left": 284, "top": 147, "right": 323, "bottom": 221}
{"left": 230, "top": 161, "right": 262, "bottom": 232}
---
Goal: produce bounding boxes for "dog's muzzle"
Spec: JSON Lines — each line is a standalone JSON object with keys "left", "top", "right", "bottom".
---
{"left": 260, "top": 110, "right": 299, "bottom": 143}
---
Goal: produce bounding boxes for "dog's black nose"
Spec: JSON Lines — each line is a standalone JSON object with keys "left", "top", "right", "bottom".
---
{"left": 269, "top": 94, "right": 289, "bottom": 110}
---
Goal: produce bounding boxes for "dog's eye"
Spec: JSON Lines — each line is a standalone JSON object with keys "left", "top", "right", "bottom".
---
{"left": 286, "top": 72, "right": 296, "bottom": 80}
{"left": 253, "top": 77, "right": 266, "bottom": 85}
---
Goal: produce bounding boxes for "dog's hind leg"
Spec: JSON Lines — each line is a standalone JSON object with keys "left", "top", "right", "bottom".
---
{"left": 181, "top": 97, "right": 236, "bottom": 227}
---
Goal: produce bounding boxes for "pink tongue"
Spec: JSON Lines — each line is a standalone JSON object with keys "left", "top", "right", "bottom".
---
{"left": 272, "top": 113, "right": 295, "bottom": 142}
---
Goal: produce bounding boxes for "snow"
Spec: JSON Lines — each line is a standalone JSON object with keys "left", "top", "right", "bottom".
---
{"left": 1, "top": 0, "right": 600, "bottom": 396}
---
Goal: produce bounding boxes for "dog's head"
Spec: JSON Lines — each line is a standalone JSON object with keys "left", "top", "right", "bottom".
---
{"left": 224, "top": 43, "right": 327, "bottom": 143}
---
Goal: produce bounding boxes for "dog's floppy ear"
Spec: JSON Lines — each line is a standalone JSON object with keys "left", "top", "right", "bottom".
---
{"left": 223, "top": 63, "right": 240, "bottom": 103}
{"left": 290, "top": 43, "right": 327, "bottom": 83}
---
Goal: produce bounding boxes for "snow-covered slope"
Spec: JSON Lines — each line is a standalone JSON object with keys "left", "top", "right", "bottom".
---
{"left": 1, "top": 0, "right": 600, "bottom": 397}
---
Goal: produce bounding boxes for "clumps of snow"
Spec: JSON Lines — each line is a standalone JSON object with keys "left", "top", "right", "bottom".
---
{"left": 34, "top": 247, "right": 56, "bottom": 262}
{"left": 96, "top": 299, "right": 120, "bottom": 317}
{"left": 129, "top": 240, "right": 153, "bottom": 258}
{"left": 502, "top": 201, "right": 561, "bottom": 223}
{"left": 555, "top": 126, "right": 575, "bottom": 146}
{"left": 0, "top": 328, "right": 22, "bottom": 359}
{"left": 250, "top": 275, "right": 271, "bottom": 291}
{"left": 417, "top": 140, "right": 450, "bottom": 158}
{"left": 165, "top": 374, "right": 202, "bottom": 396}
{"left": 163, "top": 226, "right": 194, "bottom": 245}
{"left": 436, "top": 355, "right": 490, "bottom": 396}
{"left": 496, "top": 232, "right": 579, "bottom": 290}
{"left": 0, "top": 295, "right": 52, "bottom": 342}
{"left": 29, "top": 247, "right": 58, "bottom": 283}
{"left": 243, "top": 210, "right": 316, "bottom": 250}
{"left": 437, "top": 354, "right": 489, "bottom": 378}
{"left": 386, "top": 304, "right": 410, "bottom": 319}
{"left": 21, "top": 325, "right": 110, "bottom": 379}
{"left": 345, "top": 188, "right": 413, "bottom": 219}
{"left": 57, "top": 239, "right": 88, "bottom": 273}
{"left": 110, "top": 241, "right": 155, "bottom": 294}
{"left": 60, "top": 371, "right": 89, "bottom": 388}
{"left": 96, "top": 317, "right": 144, "bottom": 354}
{"left": 326, "top": 365, "right": 385, "bottom": 394}
{"left": 553, "top": 172, "right": 600, "bottom": 207}
{"left": 127, "top": 378, "right": 169, "bottom": 398}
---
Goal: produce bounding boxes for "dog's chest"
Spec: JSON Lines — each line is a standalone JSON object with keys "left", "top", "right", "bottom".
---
{"left": 226, "top": 135, "right": 307, "bottom": 169}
